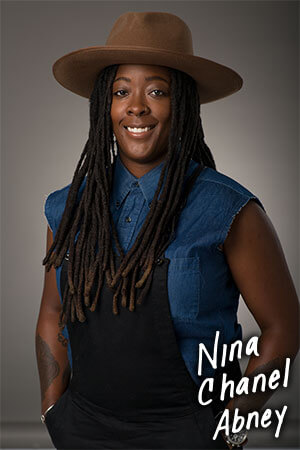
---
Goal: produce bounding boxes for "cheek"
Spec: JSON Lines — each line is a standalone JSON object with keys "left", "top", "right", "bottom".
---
{"left": 159, "top": 103, "right": 171, "bottom": 129}
{"left": 110, "top": 102, "right": 123, "bottom": 129}
{"left": 160, "top": 115, "right": 171, "bottom": 137}
{"left": 110, "top": 111, "right": 117, "bottom": 129}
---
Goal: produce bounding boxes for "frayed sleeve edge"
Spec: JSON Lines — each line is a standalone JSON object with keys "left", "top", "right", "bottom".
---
{"left": 43, "top": 192, "right": 54, "bottom": 233}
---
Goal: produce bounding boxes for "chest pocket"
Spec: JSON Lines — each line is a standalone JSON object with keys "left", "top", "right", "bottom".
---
{"left": 167, "top": 257, "right": 201, "bottom": 321}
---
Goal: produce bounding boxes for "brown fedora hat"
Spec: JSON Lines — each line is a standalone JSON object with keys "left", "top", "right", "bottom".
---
{"left": 52, "top": 11, "right": 243, "bottom": 104}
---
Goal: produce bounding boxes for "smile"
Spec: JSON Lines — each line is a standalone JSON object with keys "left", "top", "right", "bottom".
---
{"left": 124, "top": 125, "right": 156, "bottom": 137}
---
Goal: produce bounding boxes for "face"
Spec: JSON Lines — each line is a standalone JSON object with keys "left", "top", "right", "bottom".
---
{"left": 110, "top": 64, "right": 171, "bottom": 178}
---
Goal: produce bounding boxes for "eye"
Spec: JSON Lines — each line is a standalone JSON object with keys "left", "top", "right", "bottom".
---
{"left": 150, "top": 89, "right": 166, "bottom": 97}
{"left": 113, "top": 89, "right": 128, "bottom": 97}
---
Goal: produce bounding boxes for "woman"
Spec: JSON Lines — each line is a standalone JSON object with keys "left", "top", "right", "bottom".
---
{"left": 35, "top": 11, "right": 299, "bottom": 450}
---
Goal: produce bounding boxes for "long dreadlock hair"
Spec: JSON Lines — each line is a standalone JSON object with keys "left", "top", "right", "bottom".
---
{"left": 42, "top": 64, "right": 217, "bottom": 332}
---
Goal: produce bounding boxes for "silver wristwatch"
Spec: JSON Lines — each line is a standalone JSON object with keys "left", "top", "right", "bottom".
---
{"left": 214, "top": 410, "right": 248, "bottom": 449}
{"left": 223, "top": 424, "right": 248, "bottom": 449}
{"left": 40, "top": 403, "right": 55, "bottom": 424}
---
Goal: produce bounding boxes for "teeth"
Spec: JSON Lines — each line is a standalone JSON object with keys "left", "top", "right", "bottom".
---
{"left": 127, "top": 126, "right": 151, "bottom": 133}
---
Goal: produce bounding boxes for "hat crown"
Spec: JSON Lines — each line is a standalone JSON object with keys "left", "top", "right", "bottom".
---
{"left": 106, "top": 11, "right": 194, "bottom": 55}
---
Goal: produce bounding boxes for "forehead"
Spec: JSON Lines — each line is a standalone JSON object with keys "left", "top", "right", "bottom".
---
{"left": 114, "top": 64, "right": 171, "bottom": 82}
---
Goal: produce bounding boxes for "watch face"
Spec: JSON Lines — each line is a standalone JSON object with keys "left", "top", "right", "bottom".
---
{"left": 227, "top": 429, "right": 248, "bottom": 446}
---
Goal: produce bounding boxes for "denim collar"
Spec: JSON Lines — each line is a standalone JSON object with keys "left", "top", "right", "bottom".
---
{"left": 111, "top": 153, "right": 199, "bottom": 210}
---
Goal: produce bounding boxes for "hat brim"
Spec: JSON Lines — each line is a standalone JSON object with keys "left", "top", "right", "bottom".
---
{"left": 52, "top": 45, "right": 243, "bottom": 104}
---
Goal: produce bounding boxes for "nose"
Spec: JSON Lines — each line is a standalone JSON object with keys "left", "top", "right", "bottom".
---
{"left": 126, "top": 94, "right": 150, "bottom": 117}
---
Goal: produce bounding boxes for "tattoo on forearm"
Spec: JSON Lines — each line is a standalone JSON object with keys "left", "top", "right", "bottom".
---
{"left": 35, "top": 334, "right": 60, "bottom": 401}
{"left": 57, "top": 332, "right": 69, "bottom": 347}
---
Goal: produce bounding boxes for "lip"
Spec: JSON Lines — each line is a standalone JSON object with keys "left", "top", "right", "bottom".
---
{"left": 123, "top": 124, "right": 157, "bottom": 139}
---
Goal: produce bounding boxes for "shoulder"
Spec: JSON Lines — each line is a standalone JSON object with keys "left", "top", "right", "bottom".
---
{"left": 188, "top": 165, "right": 266, "bottom": 251}
{"left": 44, "top": 177, "right": 86, "bottom": 236}
{"left": 44, "top": 183, "right": 72, "bottom": 236}
{"left": 45, "top": 182, "right": 72, "bottom": 210}
{"left": 195, "top": 166, "right": 266, "bottom": 213}
{"left": 199, "top": 166, "right": 263, "bottom": 201}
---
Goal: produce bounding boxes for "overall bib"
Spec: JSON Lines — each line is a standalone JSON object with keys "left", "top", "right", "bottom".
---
{"left": 45, "top": 251, "right": 241, "bottom": 450}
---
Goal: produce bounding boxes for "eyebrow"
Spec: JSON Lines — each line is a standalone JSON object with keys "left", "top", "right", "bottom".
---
{"left": 113, "top": 76, "right": 170, "bottom": 84}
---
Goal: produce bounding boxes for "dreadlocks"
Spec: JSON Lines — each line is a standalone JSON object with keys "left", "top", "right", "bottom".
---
{"left": 42, "top": 64, "right": 216, "bottom": 331}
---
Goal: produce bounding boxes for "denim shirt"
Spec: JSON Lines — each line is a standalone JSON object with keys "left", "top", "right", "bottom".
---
{"left": 44, "top": 155, "right": 265, "bottom": 384}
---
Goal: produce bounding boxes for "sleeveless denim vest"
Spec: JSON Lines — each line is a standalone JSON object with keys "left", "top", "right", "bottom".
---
{"left": 44, "top": 157, "right": 265, "bottom": 384}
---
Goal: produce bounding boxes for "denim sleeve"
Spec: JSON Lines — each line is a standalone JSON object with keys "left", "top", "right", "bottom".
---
{"left": 44, "top": 182, "right": 73, "bottom": 238}
{"left": 44, "top": 191, "right": 57, "bottom": 235}
{"left": 44, "top": 179, "right": 86, "bottom": 238}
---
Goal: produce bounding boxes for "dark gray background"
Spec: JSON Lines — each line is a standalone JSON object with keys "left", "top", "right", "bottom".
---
{"left": 1, "top": 1, "right": 299, "bottom": 448}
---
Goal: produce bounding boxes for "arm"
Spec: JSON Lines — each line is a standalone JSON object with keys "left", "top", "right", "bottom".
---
{"left": 35, "top": 225, "right": 71, "bottom": 415}
{"left": 222, "top": 199, "right": 299, "bottom": 417}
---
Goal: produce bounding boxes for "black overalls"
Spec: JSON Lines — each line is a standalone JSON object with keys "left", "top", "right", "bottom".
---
{"left": 44, "top": 251, "right": 241, "bottom": 450}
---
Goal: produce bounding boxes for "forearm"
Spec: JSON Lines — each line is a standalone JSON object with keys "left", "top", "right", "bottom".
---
{"left": 35, "top": 309, "right": 71, "bottom": 414}
{"left": 225, "top": 327, "right": 299, "bottom": 418}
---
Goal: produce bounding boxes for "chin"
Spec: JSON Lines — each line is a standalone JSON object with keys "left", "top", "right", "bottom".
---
{"left": 122, "top": 148, "right": 157, "bottom": 161}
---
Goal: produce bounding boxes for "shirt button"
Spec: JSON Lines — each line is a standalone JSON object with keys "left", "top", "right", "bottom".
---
{"left": 116, "top": 201, "right": 120, "bottom": 207}
{"left": 155, "top": 258, "right": 163, "bottom": 265}
{"left": 148, "top": 201, "right": 152, "bottom": 207}
{"left": 125, "top": 216, "right": 132, "bottom": 223}
{"left": 133, "top": 181, "right": 139, "bottom": 187}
